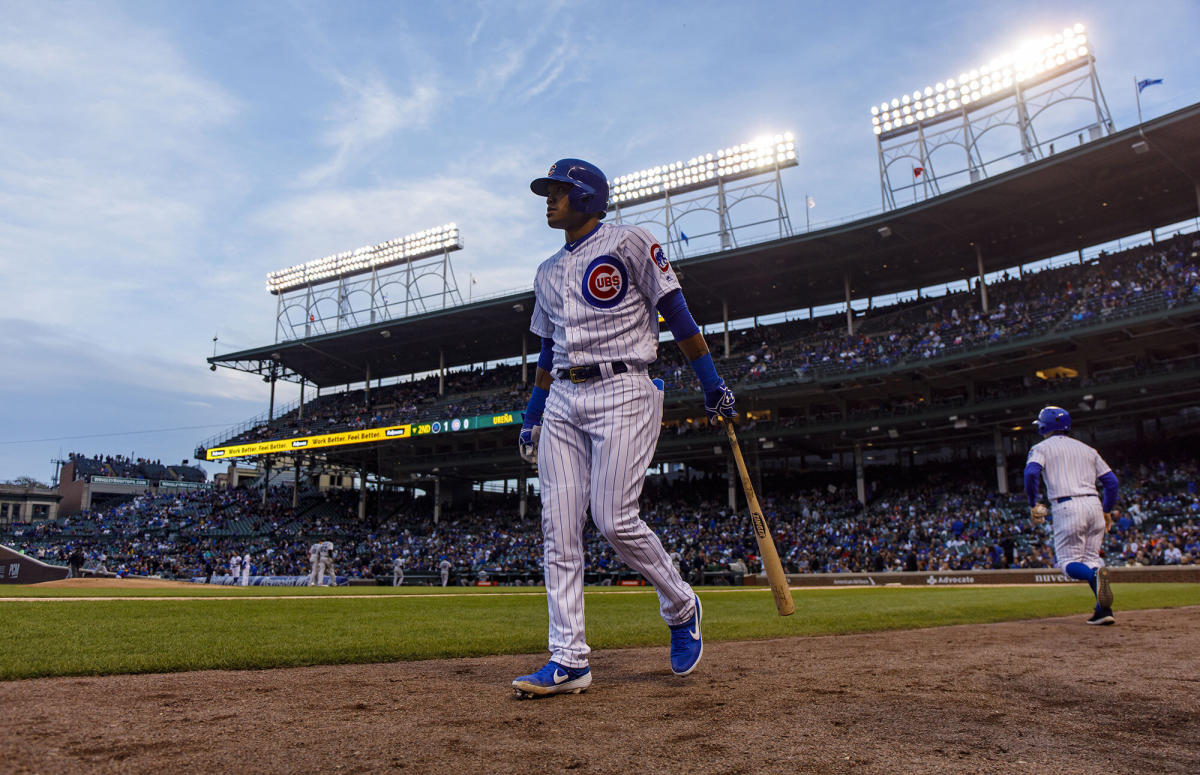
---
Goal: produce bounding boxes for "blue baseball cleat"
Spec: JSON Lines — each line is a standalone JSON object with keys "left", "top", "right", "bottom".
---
{"left": 512, "top": 660, "right": 592, "bottom": 698}
{"left": 669, "top": 595, "right": 703, "bottom": 676}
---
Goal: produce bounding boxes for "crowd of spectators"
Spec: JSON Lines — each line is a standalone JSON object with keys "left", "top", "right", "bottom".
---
{"left": 8, "top": 445, "right": 1196, "bottom": 584}
{"left": 203, "top": 234, "right": 1200, "bottom": 452}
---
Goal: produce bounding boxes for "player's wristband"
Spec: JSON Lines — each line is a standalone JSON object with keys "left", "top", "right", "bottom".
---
{"left": 689, "top": 352, "right": 722, "bottom": 393}
{"left": 523, "top": 385, "right": 548, "bottom": 428}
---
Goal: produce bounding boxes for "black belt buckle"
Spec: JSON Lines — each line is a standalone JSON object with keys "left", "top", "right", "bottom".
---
{"left": 568, "top": 366, "right": 591, "bottom": 383}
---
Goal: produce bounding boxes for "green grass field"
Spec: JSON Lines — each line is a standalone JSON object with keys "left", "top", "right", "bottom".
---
{"left": 3, "top": 584, "right": 1197, "bottom": 680}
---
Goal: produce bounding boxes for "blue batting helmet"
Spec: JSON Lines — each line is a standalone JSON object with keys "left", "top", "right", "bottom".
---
{"left": 530, "top": 158, "right": 609, "bottom": 217}
{"left": 1035, "top": 405, "right": 1071, "bottom": 435}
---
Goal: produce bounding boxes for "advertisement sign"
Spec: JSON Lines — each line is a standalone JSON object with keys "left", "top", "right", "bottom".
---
{"left": 205, "top": 411, "right": 524, "bottom": 460}
{"left": 90, "top": 476, "right": 151, "bottom": 487}
{"left": 158, "top": 480, "right": 213, "bottom": 490}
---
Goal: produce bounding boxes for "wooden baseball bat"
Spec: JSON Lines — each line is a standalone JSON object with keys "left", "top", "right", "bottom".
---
{"left": 723, "top": 420, "right": 795, "bottom": 616}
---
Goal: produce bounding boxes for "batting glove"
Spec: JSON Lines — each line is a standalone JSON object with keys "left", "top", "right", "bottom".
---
{"left": 704, "top": 380, "right": 737, "bottom": 426}
{"left": 518, "top": 424, "right": 541, "bottom": 465}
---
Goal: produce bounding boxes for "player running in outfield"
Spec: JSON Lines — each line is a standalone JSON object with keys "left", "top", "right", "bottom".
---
{"left": 1024, "top": 406, "right": 1119, "bottom": 625}
{"left": 512, "top": 158, "right": 737, "bottom": 698}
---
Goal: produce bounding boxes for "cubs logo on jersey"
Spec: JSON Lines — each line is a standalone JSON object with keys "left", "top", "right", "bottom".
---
{"left": 581, "top": 255, "right": 628, "bottom": 308}
{"left": 650, "top": 243, "right": 669, "bottom": 272}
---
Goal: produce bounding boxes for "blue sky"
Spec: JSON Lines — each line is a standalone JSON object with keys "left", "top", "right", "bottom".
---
{"left": 2, "top": 0, "right": 1198, "bottom": 484}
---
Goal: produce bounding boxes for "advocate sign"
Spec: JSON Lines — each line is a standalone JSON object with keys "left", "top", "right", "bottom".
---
{"left": 205, "top": 411, "right": 523, "bottom": 461}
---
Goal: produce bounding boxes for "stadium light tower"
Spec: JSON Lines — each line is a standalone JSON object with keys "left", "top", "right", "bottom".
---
{"left": 267, "top": 224, "right": 465, "bottom": 342}
{"left": 607, "top": 134, "right": 798, "bottom": 259}
{"left": 872, "top": 23, "right": 1113, "bottom": 209}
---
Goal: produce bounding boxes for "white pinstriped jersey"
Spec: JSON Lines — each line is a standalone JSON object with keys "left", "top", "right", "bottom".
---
{"left": 1027, "top": 435, "right": 1112, "bottom": 500}
{"left": 529, "top": 222, "right": 680, "bottom": 370}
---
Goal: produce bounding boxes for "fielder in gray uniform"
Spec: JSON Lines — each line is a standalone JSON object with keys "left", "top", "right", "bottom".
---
{"left": 512, "top": 158, "right": 737, "bottom": 698}
{"left": 308, "top": 542, "right": 322, "bottom": 586}
{"left": 319, "top": 541, "right": 336, "bottom": 586}
{"left": 1025, "top": 406, "right": 1119, "bottom": 625}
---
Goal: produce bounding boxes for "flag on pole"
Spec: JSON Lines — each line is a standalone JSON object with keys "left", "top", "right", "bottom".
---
{"left": 1137, "top": 78, "right": 1163, "bottom": 93}
{"left": 471, "top": 273, "right": 478, "bottom": 285}
{"left": 913, "top": 166, "right": 925, "bottom": 179}
{"left": 807, "top": 196, "right": 815, "bottom": 208}
{"left": 679, "top": 231, "right": 689, "bottom": 245}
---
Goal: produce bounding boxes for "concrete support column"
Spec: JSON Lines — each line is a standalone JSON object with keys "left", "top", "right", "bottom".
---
{"left": 975, "top": 244, "right": 989, "bottom": 313}
{"left": 262, "top": 458, "right": 271, "bottom": 506}
{"left": 994, "top": 427, "right": 1009, "bottom": 495}
{"left": 518, "top": 476, "right": 527, "bottom": 519}
{"left": 298, "top": 379, "right": 305, "bottom": 421}
{"left": 727, "top": 457, "right": 737, "bottom": 511}
{"left": 722, "top": 299, "right": 730, "bottom": 359}
{"left": 358, "top": 468, "right": 367, "bottom": 521}
{"left": 521, "top": 336, "right": 528, "bottom": 384}
{"left": 293, "top": 458, "right": 300, "bottom": 508}
{"left": 438, "top": 348, "right": 446, "bottom": 396}
{"left": 843, "top": 273, "right": 853, "bottom": 335}
{"left": 854, "top": 444, "right": 866, "bottom": 505}
{"left": 433, "top": 476, "right": 441, "bottom": 524}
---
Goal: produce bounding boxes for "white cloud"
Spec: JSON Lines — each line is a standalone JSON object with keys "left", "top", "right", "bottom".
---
{"left": 0, "top": 4, "right": 244, "bottom": 333}
{"left": 299, "top": 74, "right": 441, "bottom": 186}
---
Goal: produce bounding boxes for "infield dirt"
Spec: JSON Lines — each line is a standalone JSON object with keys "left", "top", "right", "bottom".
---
{"left": 2, "top": 606, "right": 1197, "bottom": 774}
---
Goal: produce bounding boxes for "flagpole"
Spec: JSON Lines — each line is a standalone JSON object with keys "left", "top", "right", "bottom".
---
{"left": 1134, "top": 75, "right": 1143, "bottom": 126}
{"left": 804, "top": 193, "right": 810, "bottom": 232}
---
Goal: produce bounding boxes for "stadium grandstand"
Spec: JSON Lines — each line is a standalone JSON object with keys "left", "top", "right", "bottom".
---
{"left": 10, "top": 102, "right": 1200, "bottom": 588}
{"left": 197, "top": 104, "right": 1200, "bottom": 513}
{"left": 3, "top": 445, "right": 1196, "bottom": 583}
{"left": 55, "top": 452, "right": 210, "bottom": 515}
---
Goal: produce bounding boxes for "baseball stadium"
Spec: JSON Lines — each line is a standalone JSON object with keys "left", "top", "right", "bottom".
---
{"left": 4, "top": 12, "right": 1200, "bottom": 775}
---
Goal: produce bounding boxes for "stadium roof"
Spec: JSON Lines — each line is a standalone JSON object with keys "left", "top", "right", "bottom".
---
{"left": 211, "top": 102, "right": 1200, "bottom": 388}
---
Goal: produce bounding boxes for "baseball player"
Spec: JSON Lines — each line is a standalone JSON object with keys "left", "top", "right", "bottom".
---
{"left": 240, "top": 552, "right": 251, "bottom": 586}
{"left": 1024, "top": 406, "right": 1119, "bottom": 624}
{"left": 229, "top": 553, "right": 242, "bottom": 585}
{"left": 308, "top": 542, "right": 322, "bottom": 586}
{"left": 512, "top": 158, "right": 737, "bottom": 698}
{"left": 439, "top": 558, "right": 452, "bottom": 587}
{"left": 392, "top": 555, "right": 405, "bottom": 587}
{"left": 319, "top": 541, "right": 337, "bottom": 586}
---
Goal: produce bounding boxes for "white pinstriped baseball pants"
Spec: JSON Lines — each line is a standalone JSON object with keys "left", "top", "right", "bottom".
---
{"left": 538, "top": 370, "right": 695, "bottom": 668}
{"left": 1051, "top": 496, "right": 1106, "bottom": 571}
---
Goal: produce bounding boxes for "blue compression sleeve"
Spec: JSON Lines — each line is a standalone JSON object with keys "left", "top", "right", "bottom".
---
{"left": 1098, "top": 471, "right": 1119, "bottom": 512}
{"left": 1024, "top": 462, "right": 1043, "bottom": 507}
{"left": 656, "top": 289, "right": 701, "bottom": 342}
{"left": 690, "top": 352, "right": 722, "bottom": 393}
{"left": 536, "top": 337, "right": 554, "bottom": 373}
{"left": 523, "top": 385, "right": 548, "bottom": 428}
